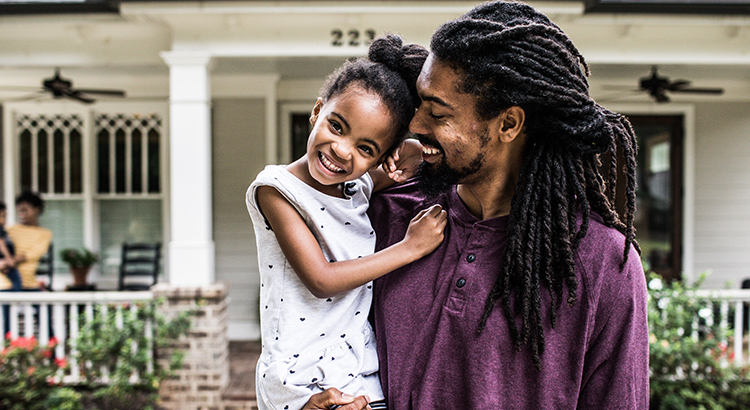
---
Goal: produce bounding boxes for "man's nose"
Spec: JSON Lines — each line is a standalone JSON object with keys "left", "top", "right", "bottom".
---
{"left": 409, "top": 107, "right": 428, "bottom": 135}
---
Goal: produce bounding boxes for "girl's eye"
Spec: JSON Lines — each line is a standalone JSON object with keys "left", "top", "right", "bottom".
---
{"left": 330, "top": 120, "right": 343, "bottom": 133}
{"left": 429, "top": 113, "right": 445, "bottom": 120}
{"left": 359, "top": 146, "right": 374, "bottom": 156}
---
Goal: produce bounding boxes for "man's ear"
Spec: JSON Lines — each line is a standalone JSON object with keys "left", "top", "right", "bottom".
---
{"left": 495, "top": 106, "right": 525, "bottom": 143}
{"left": 310, "top": 98, "right": 324, "bottom": 126}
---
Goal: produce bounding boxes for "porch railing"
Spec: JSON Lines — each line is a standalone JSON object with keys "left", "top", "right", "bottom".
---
{"left": 1, "top": 291, "right": 154, "bottom": 383}
{"left": 692, "top": 289, "right": 750, "bottom": 367}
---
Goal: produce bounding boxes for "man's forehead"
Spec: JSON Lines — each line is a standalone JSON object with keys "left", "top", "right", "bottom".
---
{"left": 417, "top": 55, "right": 463, "bottom": 106}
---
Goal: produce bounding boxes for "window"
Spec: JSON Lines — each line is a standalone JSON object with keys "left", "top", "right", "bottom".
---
{"left": 605, "top": 115, "right": 683, "bottom": 281}
{"left": 9, "top": 103, "right": 167, "bottom": 287}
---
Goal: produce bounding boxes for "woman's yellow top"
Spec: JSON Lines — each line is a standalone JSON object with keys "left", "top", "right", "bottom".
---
{"left": 1, "top": 224, "right": 53, "bottom": 290}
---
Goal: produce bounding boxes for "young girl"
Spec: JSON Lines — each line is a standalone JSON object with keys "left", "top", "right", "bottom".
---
{"left": 246, "top": 35, "right": 445, "bottom": 410}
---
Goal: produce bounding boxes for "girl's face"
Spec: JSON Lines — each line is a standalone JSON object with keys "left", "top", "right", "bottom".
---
{"left": 306, "top": 86, "right": 396, "bottom": 188}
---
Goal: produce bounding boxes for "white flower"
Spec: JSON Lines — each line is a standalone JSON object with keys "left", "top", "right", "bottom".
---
{"left": 677, "top": 327, "right": 684, "bottom": 336}
{"left": 658, "top": 298, "right": 669, "bottom": 309}
{"left": 699, "top": 308, "right": 713, "bottom": 319}
{"left": 648, "top": 278, "right": 663, "bottom": 291}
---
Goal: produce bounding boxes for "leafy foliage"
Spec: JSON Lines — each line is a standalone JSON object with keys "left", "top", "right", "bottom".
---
{"left": 0, "top": 298, "right": 193, "bottom": 410}
{"left": 0, "top": 335, "right": 79, "bottom": 410}
{"left": 72, "top": 299, "right": 193, "bottom": 410}
{"left": 648, "top": 272, "right": 750, "bottom": 410}
{"left": 60, "top": 247, "right": 99, "bottom": 268}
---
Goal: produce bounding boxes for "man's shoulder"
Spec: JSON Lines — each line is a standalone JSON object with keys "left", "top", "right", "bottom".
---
{"left": 370, "top": 179, "right": 435, "bottom": 208}
{"left": 576, "top": 213, "right": 645, "bottom": 301}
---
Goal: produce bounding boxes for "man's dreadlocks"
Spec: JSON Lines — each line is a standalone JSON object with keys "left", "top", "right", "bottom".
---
{"left": 430, "top": 0, "right": 640, "bottom": 368}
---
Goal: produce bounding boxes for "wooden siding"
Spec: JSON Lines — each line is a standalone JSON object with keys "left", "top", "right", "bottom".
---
{"left": 212, "top": 98, "right": 265, "bottom": 339}
{"left": 694, "top": 102, "right": 750, "bottom": 289}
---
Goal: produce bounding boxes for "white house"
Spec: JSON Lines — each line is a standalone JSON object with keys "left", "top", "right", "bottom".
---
{"left": 1, "top": 0, "right": 749, "bottom": 341}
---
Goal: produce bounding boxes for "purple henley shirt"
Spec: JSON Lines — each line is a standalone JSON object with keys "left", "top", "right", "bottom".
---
{"left": 368, "top": 181, "right": 649, "bottom": 409}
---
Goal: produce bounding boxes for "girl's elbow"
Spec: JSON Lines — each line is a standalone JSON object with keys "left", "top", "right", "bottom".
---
{"left": 306, "top": 279, "right": 338, "bottom": 299}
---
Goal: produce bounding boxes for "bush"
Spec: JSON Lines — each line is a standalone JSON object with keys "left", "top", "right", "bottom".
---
{"left": 0, "top": 298, "right": 193, "bottom": 410}
{"left": 72, "top": 299, "right": 193, "bottom": 410}
{"left": 0, "top": 335, "right": 79, "bottom": 410}
{"left": 648, "top": 272, "right": 750, "bottom": 409}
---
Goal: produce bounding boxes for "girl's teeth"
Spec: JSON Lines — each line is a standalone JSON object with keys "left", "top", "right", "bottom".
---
{"left": 320, "top": 153, "right": 343, "bottom": 172}
{"left": 423, "top": 147, "right": 440, "bottom": 155}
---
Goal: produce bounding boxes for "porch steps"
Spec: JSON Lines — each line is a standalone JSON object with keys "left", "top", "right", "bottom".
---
{"left": 222, "top": 340, "right": 261, "bottom": 409}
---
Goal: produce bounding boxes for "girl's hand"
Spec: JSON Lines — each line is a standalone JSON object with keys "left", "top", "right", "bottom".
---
{"left": 402, "top": 204, "right": 448, "bottom": 258}
{"left": 382, "top": 139, "right": 423, "bottom": 183}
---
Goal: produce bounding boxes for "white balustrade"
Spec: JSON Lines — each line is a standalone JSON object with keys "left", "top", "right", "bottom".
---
{"left": 1, "top": 291, "right": 154, "bottom": 383}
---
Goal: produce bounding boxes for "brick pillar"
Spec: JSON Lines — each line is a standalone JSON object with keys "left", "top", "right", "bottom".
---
{"left": 153, "top": 282, "right": 229, "bottom": 410}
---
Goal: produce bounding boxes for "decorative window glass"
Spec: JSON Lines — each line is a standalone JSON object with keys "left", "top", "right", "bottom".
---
{"left": 16, "top": 114, "right": 83, "bottom": 194}
{"left": 95, "top": 113, "right": 162, "bottom": 195}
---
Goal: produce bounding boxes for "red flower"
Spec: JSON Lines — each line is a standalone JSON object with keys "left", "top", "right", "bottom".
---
{"left": 47, "top": 337, "right": 58, "bottom": 348}
{"left": 54, "top": 358, "right": 67, "bottom": 369}
{"left": 4, "top": 331, "right": 10, "bottom": 340}
{"left": 27, "top": 366, "right": 36, "bottom": 376}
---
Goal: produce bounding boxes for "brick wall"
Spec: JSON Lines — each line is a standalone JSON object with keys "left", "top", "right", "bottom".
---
{"left": 153, "top": 283, "right": 230, "bottom": 410}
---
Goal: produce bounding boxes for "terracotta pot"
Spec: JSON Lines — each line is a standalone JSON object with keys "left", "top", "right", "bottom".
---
{"left": 70, "top": 266, "right": 91, "bottom": 286}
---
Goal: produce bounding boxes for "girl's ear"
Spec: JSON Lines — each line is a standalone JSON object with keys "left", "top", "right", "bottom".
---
{"left": 310, "top": 98, "right": 324, "bottom": 126}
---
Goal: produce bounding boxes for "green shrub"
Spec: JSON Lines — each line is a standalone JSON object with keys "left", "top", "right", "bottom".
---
{"left": 648, "top": 272, "right": 750, "bottom": 409}
{"left": 0, "top": 298, "right": 193, "bottom": 410}
{"left": 72, "top": 298, "right": 193, "bottom": 410}
{"left": 0, "top": 335, "right": 74, "bottom": 410}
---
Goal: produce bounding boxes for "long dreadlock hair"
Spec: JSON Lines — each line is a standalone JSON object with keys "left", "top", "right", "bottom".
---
{"left": 430, "top": 1, "right": 640, "bottom": 368}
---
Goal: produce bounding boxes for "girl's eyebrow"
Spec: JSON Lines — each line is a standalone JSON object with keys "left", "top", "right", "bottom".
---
{"left": 330, "top": 111, "right": 350, "bottom": 130}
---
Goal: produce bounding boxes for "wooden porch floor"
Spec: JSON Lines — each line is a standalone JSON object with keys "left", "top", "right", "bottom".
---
{"left": 223, "top": 340, "right": 262, "bottom": 405}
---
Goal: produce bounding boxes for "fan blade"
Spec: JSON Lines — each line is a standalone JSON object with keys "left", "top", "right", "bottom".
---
{"left": 666, "top": 80, "right": 691, "bottom": 91}
{"left": 0, "top": 85, "right": 45, "bottom": 92}
{"left": 670, "top": 87, "right": 724, "bottom": 95}
{"left": 63, "top": 89, "right": 95, "bottom": 104}
{"left": 0, "top": 92, "right": 47, "bottom": 103}
{"left": 75, "top": 88, "right": 126, "bottom": 97}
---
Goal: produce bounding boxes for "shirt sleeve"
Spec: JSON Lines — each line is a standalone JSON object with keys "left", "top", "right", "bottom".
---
{"left": 577, "top": 246, "right": 650, "bottom": 409}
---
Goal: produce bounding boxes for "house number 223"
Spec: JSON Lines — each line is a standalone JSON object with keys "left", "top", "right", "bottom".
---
{"left": 331, "top": 29, "right": 376, "bottom": 46}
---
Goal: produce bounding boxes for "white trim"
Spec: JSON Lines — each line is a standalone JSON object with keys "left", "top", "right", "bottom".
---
{"left": 605, "top": 102, "right": 695, "bottom": 283}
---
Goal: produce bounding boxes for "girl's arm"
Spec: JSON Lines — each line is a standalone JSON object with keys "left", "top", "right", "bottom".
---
{"left": 256, "top": 185, "right": 447, "bottom": 298}
{"left": 369, "top": 139, "right": 423, "bottom": 192}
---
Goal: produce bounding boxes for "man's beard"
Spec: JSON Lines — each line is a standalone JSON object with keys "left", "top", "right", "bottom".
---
{"left": 416, "top": 154, "right": 484, "bottom": 197}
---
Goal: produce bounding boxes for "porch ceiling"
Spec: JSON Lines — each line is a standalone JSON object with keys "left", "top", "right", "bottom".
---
{"left": 0, "top": 1, "right": 748, "bottom": 103}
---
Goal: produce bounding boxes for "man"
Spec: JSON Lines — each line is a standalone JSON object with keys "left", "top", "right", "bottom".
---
{"left": 304, "top": 1, "right": 648, "bottom": 409}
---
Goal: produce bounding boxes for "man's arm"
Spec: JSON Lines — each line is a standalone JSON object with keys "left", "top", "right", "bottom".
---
{"left": 577, "top": 248, "right": 650, "bottom": 409}
{"left": 301, "top": 388, "right": 370, "bottom": 410}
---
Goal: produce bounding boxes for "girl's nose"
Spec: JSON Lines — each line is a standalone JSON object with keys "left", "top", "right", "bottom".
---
{"left": 331, "top": 141, "right": 353, "bottom": 161}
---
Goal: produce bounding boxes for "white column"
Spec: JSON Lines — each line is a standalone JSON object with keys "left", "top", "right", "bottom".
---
{"left": 161, "top": 51, "right": 215, "bottom": 287}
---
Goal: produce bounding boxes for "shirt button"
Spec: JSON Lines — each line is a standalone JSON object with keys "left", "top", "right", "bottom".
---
{"left": 456, "top": 278, "right": 466, "bottom": 288}
{"left": 466, "top": 253, "right": 476, "bottom": 263}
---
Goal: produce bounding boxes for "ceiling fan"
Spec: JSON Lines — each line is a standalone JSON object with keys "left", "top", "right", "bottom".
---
{"left": 638, "top": 66, "right": 724, "bottom": 103}
{"left": 0, "top": 69, "right": 126, "bottom": 104}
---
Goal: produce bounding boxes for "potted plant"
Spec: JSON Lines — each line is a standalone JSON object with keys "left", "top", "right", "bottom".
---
{"left": 60, "top": 248, "right": 99, "bottom": 287}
